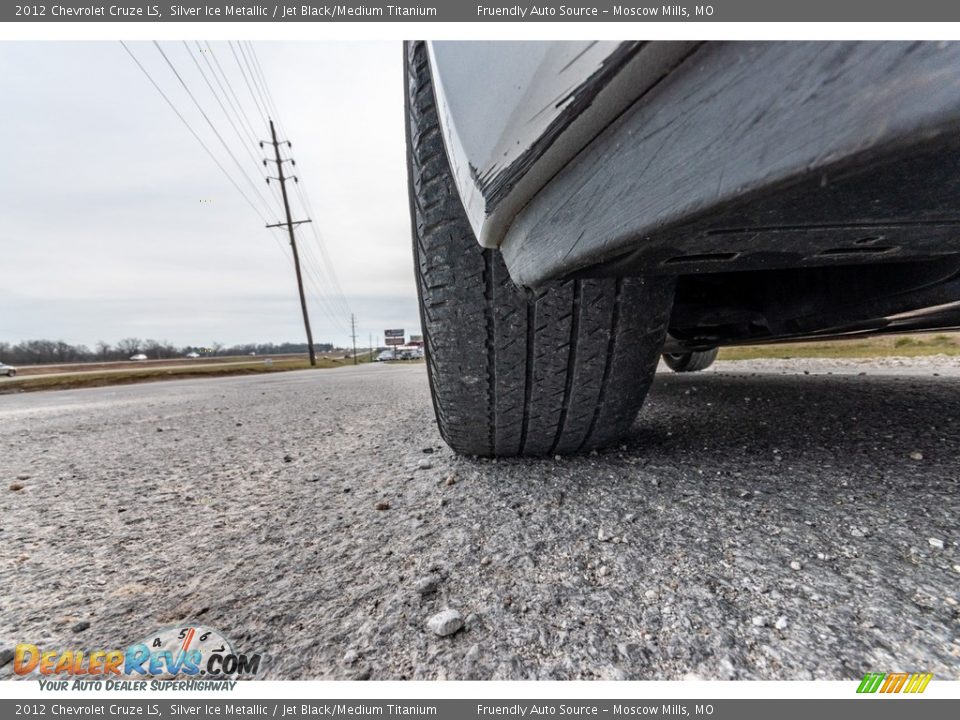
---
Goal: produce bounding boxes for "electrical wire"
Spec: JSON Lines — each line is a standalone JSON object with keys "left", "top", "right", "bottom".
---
{"left": 126, "top": 39, "right": 353, "bottom": 339}
{"left": 242, "top": 43, "right": 353, "bottom": 317}
{"left": 120, "top": 41, "right": 270, "bottom": 226}
{"left": 152, "top": 41, "right": 276, "bottom": 220}
{"left": 229, "top": 41, "right": 270, "bottom": 124}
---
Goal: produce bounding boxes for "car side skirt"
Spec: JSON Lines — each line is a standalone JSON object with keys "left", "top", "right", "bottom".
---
{"left": 501, "top": 41, "right": 960, "bottom": 289}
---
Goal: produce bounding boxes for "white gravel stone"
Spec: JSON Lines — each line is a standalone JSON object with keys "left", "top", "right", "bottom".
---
{"left": 928, "top": 537, "right": 945, "bottom": 549}
{"left": 910, "top": 451, "right": 924, "bottom": 461}
{"left": 751, "top": 616, "right": 766, "bottom": 627}
{"left": 790, "top": 560, "right": 802, "bottom": 571}
{"left": 774, "top": 616, "right": 789, "bottom": 630}
{"left": 427, "top": 609, "right": 463, "bottom": 637}
{"left": 417, "top": 459, "right": 433, "bottom": 470}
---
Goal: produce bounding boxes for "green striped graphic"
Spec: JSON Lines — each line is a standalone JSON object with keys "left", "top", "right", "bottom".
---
{"left": 857, "top": 673, "right": 886, "bottom": 693}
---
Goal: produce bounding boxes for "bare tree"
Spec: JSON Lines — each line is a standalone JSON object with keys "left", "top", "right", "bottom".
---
{"left": 115, "top": 338, "right": 142, "bottom": 358}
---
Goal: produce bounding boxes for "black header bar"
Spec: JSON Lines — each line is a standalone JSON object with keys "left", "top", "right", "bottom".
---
{"left": 5, "top": 1, "right": 960, "bottom": 23}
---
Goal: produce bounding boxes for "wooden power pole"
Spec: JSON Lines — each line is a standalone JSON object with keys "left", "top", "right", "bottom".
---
{"left": 263, "top": 119, "right": 316, "bottom": 367}
{"left": 350, "top": 314, "right": 358, "bottom": 365}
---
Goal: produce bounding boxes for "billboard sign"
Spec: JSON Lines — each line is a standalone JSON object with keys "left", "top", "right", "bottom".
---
{"left": 384, "top": 329, "right": 404, "bottom": 346}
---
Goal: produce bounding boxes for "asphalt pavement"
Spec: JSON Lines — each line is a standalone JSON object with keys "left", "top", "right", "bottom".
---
{"left": 1, "top": 360, "right": 957, "bottom": 679}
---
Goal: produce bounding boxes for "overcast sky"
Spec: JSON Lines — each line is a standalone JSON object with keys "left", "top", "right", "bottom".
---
{"left": 0, "top": 41, "right": 418, "bottom": 349}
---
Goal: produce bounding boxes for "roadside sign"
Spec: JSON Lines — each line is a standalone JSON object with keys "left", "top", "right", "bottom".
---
{"left": 384, "top": 329, "right": 404, "bottom": 346}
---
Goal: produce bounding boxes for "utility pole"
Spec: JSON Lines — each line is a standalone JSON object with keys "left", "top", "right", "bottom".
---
{"left": 368, "top": 333, "right": 373, "bottom": 362}
{"left": 350, "top": 314, "right": 358, "bottom": 365}
{"left": 263, "top": 119, "right": 316, "bottom": 367}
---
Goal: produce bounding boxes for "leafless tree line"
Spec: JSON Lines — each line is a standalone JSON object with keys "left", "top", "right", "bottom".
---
{"left": 0, "top": 339, "right": 337, "bottom": 365}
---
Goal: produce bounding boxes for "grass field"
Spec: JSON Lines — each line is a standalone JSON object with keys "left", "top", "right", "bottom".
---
{"left": 0, "top": 356, "right": 369, "bottom": 394}
{"left": 718, "top": 332, "right": 960, "bottom": 361}
{"left": 2, "top": 333, "right": 958, "bottom": 394}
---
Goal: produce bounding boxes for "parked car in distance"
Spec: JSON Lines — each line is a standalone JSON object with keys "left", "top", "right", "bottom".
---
{"left": 376, "top": 349, "right": 396, "bottom": 362}
{"left": 407, "top": 40, "right": 960, "bottom": 457}
{"left": 0, "top": 362, "right": 16, "bottom": 377}
{"left": 185, "top": 352, "right": 200, "bottom": 358}
{"left": 129, "top": 354, "right": 148, "bottom": 361}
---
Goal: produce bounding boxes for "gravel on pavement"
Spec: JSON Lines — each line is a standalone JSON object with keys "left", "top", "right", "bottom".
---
{"left": 1, "top": 360, "right": 957, "bottom": 680}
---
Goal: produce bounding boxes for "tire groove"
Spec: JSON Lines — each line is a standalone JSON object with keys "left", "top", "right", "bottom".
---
{"left": 518, "top": 299, "right": 536, "bottom": 455}
{"left": 550, "top": 280, "right": 582, "bottom": 454}
{"left": 578, "top": 278, "right": 622, "bottom": 452}
{"left": 484, "top": 251, "right": 497, "bottom": 455}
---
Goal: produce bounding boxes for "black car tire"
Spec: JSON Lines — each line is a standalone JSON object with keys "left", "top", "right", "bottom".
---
{"left": 662, "top": 349, "right": 719, "bottom": 373}
{"left": 6, "top": 370, "right": 14, "bottom": 378}
{"left": 405, "top": 41, "right": 673, "bottom": 457}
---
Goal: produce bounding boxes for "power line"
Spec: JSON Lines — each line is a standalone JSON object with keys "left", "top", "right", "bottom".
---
{"left": 230, "top": 40, "right": 352, "bottom": 333}
{"left": 152, "top": 41, "right": 276, "bottom": 220}
{"left": 244, "top": 42, "right": 353, "bottom": 320}
{"left": 293, "top": 183, "right": 353, "bottom": 316}
{"left": 119, "top": 41, "right": 270, "bottom": 226}
{"left": 246, "top": 54, "right": 352, "bottom": 320}
{"left": 245, "top": 42, "right": 288, "bottom": 137}
{"left": 229, "top": 41, "right": 270, "bottom": 124}
{"left": 203, "top": 40, "right": 263, "bottom": 147}
{"left": 237, "top": 41, "right": 273, "bottom": 124}
{"left": 124, "top": 41, "right": 349, "bottom": 343}
{"left": 183, "top": 42, "right": 269, "bottom": 188}
{"left": 195, "top": 41, "right": 287, "bottom": 213}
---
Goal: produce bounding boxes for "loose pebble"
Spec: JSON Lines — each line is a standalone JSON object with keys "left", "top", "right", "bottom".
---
{"left": 427, "top": 609, "right": 463, "bottom": 637}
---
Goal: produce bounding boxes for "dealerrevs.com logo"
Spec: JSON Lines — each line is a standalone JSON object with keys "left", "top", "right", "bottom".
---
{"left": 857, "top": 673, "right": 933, "bottom": 694}
{"left": 14, "top": 625, "right": 261, "bottom": 689}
